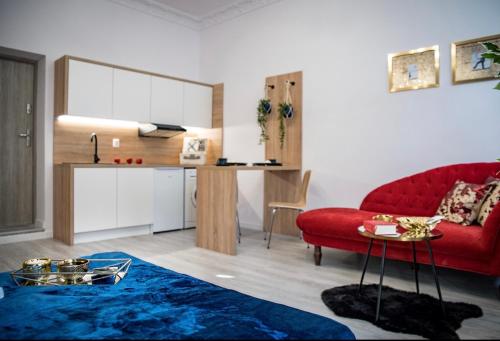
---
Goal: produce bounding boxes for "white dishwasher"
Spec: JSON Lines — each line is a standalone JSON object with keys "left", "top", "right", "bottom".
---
{"left": 184, "top": 168, "right": 197, "bottom": 228}
{"left": 153, "top": 168, "right": 184, "bottom": 233}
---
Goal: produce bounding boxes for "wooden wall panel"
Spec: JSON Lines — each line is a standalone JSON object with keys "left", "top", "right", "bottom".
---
{"left": 196, "top": 167, "right": 237, "bottom": 255}
{"left": 53, "top": 164, "right": 73, "bottom": 245}
{"left": 54, "top": 56, "right": 68, "bottom": 116}
{"left": 265, "top": 71, "right": 302, "bottom": 168}
{"left": 53, "top": 118, "right": 222, "bottom": 165}
{"left": 263, "top": 170, "right": 302, "bottom": 237}
{"left": 212, "top": 83, "right": 223, "bottom": 129}
{"left": 263, "top": 71, "right": 303, "bottom": 237}
{"left": 54, "top": 98, "right": 223, "bottom": 166}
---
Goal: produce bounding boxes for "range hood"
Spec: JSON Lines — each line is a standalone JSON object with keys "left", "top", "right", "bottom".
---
{"left": 138, "top": 123, "right": 186, "bottom": 138}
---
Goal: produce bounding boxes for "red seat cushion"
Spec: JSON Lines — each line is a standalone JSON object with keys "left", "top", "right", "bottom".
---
{"left": 429, "top": 221, "right": 488, "bottom": 260}
{"left": 296, "top": 208, "right": 492, "bottom": 260}
{"left": 297, "top": 208, "right": 378, "bottom": 239}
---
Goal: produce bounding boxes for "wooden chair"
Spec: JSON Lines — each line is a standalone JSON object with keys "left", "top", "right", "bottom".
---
{"left": 265, "top": 170, "right": 312, "bottom": 249}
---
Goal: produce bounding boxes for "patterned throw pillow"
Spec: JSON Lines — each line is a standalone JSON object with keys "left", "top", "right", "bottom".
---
{"left": 436, "top": 180, "right": 492, "bottom": 226}
{"left": 477, "top": 177, "right": 500, "bottom": 226}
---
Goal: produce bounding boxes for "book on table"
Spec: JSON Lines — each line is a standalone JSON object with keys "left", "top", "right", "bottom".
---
{"left": 363, "top": 220, "right": 398, "bottom": 236}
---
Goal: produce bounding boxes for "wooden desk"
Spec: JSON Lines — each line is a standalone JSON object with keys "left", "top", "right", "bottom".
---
{"left": 196, "top": 165, "right": 302, "bottom": 255}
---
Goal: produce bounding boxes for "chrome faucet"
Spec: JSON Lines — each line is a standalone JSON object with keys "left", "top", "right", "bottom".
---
{"left": 90, "top": 133, "right": 100, "bottom": 164}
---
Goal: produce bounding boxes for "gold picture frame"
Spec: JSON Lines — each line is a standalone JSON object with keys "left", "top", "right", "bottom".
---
{"left": 388, "top": 45, "right": 440, "bottom": 93}
{"left": 451, "top": 34, "right": 500, "bottom": 84}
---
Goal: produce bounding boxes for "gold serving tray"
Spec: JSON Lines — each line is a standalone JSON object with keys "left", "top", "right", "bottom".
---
{"left": 10, "top": 258, "right": 132, "bottom": 286}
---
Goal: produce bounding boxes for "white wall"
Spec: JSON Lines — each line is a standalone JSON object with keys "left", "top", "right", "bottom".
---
{"left": 200, "top": 0, "right": 500, "bottom": 229}
{"left": 1, "top": 0, "right": 498, "bottom": 240}
{"left": 0, "top": 0, "right": 200, "bottom": 242}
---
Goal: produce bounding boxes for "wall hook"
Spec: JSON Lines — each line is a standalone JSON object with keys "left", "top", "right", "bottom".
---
{"left": 267, "top": 84, "right": 275, "bottom": 89}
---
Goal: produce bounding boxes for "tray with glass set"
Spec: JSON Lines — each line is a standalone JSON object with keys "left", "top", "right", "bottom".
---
{"left": 10, "top": 258, "right": 132, "bottom": 286}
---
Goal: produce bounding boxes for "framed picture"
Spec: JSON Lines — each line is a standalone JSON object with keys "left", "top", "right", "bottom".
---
{"left": 388, "top": 45, "right": 440, "bottom": 93}
{"left": 451, "top": 34, "right": 500, "bottom": 84}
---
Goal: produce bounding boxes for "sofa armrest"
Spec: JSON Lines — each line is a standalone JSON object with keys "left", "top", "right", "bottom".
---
{"left": 482, "top": 203, "right": 500, "bottom": 250}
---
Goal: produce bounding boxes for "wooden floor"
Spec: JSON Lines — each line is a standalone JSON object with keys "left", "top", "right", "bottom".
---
{"left": 1, "top": 228, "right": 499, "bottom": 339}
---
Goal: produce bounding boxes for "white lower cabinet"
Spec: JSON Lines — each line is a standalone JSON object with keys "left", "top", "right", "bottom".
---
{"left": 74, "top": 168, "right": 117, "bottom": 233}
{"left": 153, "top": 168, "right": 184, "bottom": 232}
{"left": 72, "top": 167, "right": 180, "bottom": 242}
{"left": 117, "top": 168, "right": 154, "bottom": 228}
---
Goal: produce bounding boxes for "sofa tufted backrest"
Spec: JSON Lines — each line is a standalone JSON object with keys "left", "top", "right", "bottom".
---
{"left": 360, "top": 162, "right": 500, "bottom": 217}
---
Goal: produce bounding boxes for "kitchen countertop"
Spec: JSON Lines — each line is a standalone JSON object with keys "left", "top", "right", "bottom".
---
{"left": 198, "top": 165, "right": 301, "bottom": 171}
{"left": 57, "top": 163, "right": 301, "bottom": 171}
{"left": 58, "top": 163, "right": 198, "bottom": 168}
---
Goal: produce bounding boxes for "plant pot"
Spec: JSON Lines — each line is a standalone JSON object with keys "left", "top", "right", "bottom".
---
{"left": 282, "top": 104, "right": 294, "bottom": 119}
{"left": 262, "top": 101, "right": 272, "bottom": 114}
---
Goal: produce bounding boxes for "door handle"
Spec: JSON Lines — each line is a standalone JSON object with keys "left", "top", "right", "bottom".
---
{"left": 18, "top": 128, "right": 31, "bottom": 147}
{"left": 191, "top": 189, "right": 197, "bottom": 208}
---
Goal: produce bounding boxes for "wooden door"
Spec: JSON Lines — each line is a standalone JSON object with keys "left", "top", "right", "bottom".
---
{"left": 0, "top": 58, "right": 35, "bottom": 227}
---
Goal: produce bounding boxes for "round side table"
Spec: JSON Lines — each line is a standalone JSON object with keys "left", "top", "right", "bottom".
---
{"left": 357, "top": 226, "right": 445, "bottom": 322}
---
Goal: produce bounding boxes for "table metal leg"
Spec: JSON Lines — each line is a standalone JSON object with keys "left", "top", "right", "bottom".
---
{"left": 358, "top": 238, "right": 374, "bottom": 294}
{"left": 426, "top": 239, "right": 445, "bottom": 316}
{"left": 375, "top": 240, "right": 387, "bottom": 322}
{"left": 412, "top": 241, "right": 419, "bottom": 294}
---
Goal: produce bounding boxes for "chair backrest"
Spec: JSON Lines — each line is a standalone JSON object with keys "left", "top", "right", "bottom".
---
{"left": 299, "top": 170, "right": 312, "bottom": 205}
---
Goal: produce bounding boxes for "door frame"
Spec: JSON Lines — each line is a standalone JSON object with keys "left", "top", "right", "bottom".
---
{"left": 0, "top": 46, "right": 45, "bottom": 231}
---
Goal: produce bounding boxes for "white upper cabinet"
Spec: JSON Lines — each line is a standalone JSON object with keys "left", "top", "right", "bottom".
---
{"left": 150, "top": 76, "right": 184, "bottom": 125}
{"left": 183, "top": 83, "right": 213, "bottom": 128}
{"left": 113, "top": 69, "right": 151, "bottom": 123}
{"left": 67, "top": 60, "right": 113, "bottom": 118}
{"left": 116, "top": 168, "right": 154, "bottom": 228}
{"left": 63, "top": 58, "right": 214, "bottom": 126}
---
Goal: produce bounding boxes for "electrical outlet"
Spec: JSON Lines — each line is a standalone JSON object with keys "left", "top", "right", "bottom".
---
{"left": 112, "top": 138, "right": 120, "bottom": 148}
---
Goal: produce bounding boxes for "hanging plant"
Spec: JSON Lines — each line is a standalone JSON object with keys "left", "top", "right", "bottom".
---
{"left": 277, "top": 80, "right": 294, "bottom": 148}
{"left": 257, "top": 84, "right": 273, "bottom": 144}
{"left": 481, "top": 42, "right": 500, "bottom": 90}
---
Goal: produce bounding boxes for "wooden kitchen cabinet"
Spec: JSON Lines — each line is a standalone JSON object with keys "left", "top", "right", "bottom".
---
{"left": 67, "top": 59, "right": 113, "bottom": 118}
{"left": 55, "top": 165, "right": 155, "bottom": 245}
{"left": 150, "top": 76, "right": 184, "bottom": 125}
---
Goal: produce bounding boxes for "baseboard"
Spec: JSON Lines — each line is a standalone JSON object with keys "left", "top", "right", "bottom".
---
{"left": 0, "top": 226, "right": 44, "bottom": 237}
{"left": 74, "top": 225, "right": 152, "bottom": 244}
{"left": 0, "top": 229, "right": 52, "bottom": 245}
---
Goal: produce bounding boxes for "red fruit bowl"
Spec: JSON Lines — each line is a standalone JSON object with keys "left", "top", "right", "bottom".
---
{"left": 126, "top": 158, "right": 133, "bottom": 164}
{"left": 114, "top": 158, "right": 121, "bottom": 164}
{"left": 136, "top": 158, "right": 143, "bottom": 164}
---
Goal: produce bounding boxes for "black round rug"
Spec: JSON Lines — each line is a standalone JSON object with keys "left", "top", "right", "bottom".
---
{"left": 321, "top": 284, "right": 482, "bottom": 339}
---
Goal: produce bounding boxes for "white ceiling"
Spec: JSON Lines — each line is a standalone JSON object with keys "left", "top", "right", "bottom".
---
{"left": 110, "top": 0, "right": 282, "bottom": 30}
{"left": 155, "top": 0, "right": 240, "bottom": 19}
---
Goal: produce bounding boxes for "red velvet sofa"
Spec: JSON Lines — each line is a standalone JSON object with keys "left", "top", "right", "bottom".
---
{"left": 296, "top": 163, "right": 500, "bottom": 276}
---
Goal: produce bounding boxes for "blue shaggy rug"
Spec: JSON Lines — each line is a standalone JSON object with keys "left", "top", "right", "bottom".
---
{"left": 0, "top": 252, "right": 354, "bottom": 340}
